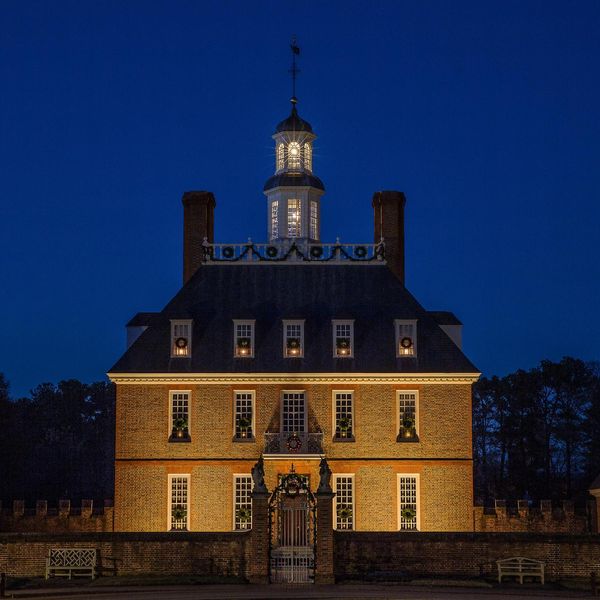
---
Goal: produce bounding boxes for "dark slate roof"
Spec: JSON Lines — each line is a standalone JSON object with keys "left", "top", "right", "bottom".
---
{"left": 110, "top": 264, "right": 478, "bottom": 374}
{"left": 590, "top": 473, "right": 600, "bottom": 491}
{"left": 275, "top": 106, "right": 313, "bottom": 134}
{"left": 428, "top": 311, "right": 462, "bottom": 326}
{"left": 126, "top": 312, "right": 160, "bottom": 327}
{"left": 264, "top": 172, "right": 325, "bottom": 192}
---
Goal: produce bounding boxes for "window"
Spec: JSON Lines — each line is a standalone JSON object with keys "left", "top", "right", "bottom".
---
{"left": 282, "top": 391, "right": 306, "bottom": 432}
{"left": 288, "top": 141, "right": 301, "bottom": 169}
{"left": 168, "top": 475, "right": 189, "bottom": 531}
{"left": 333, "top": 320, "right": 354, "bottom": 357}
{"left": 333, "top": 391, "right": 354, "bottom": 440}
{"left": 171, "top": 320, "right": 192, "bottom": 357}
{"left": 233, "top": 320, "right": 254, "bottom": 357}
{"left": 283, "top": 320, "right": 304, "bottom": 357}
{"left": 234, "top": 391, "right": 254, "bottom": 440}
{"left": 304, "top": 142, "right": 312, "bottom": 171}
{"left": 271, "top": 201, "right": 279, "bottom": 240}
{"left": 310, "top": 200, "right": 318, "bottom": 240}
{"left": 395, "top": 319, "right": 417, "bottom": 357}
{"left": 287, "top": 199, "right": 301, "bottom": 238}
{"left": 169, "top": 391, "right": 191, "bottom": 442}
{"left": 397, "top": 391, "right": 419, "bottom": 442}
{"left": 277, "top": 143, "right": 285, "bottom": 171}
{"left": 398, "top": 474, "right": 420, "bottom": 530}
{"left": 233, "top": 475, "right": 252, "bottom": 530}
{"left": 334, "top": 475, "right": 354, "bottom": 530}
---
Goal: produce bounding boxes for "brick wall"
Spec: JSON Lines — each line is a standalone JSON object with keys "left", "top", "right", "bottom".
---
{"left": 334, "top": 531, "right": 600, "bottom": 580}
{"left": 0, "top": 532, "right": 250, "bottom": 578}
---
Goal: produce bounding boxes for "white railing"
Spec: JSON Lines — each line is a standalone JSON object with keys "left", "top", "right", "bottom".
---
{"left": 201, "top": 238, "right": 385, "bottom": 264}
{"left": 264, "top": 432, "right": 323, "bottom": 455}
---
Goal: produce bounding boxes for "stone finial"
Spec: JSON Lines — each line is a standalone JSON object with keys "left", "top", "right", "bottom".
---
{"left": 36, "top": 500, "right": 48, "bottom": 516}
{"left": 317, "top": 457, "right": 333, "bottom": 493}
{"left": 13, "top": 500, "right": 25, "bottom": 518}
{"left": 59, "top": 499, "right": 70, "bottom": 517}
{"left": 251, "top": 456, "right": 268, "bottom": 494}
{"left": 82, "top": 499, "right": 93, "bottom": 518}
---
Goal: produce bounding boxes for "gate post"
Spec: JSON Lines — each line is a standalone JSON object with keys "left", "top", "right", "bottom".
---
{"left": 249, "top": 457, "right": 270, "bottom": 584}
{"left": 315, "top": 458, "right": 335, "bottom": 584}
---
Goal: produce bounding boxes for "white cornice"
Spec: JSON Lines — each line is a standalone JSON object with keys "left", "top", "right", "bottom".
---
{"left": 107, "top": 372, "right": 481, "bottom": 385}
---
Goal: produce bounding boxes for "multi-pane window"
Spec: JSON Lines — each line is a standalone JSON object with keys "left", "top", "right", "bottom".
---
{"left": 283, "top": 320, "right": 304, "bottom": 357}
{"left": 169, "top": 475, "right": 189, "bottom": 531}
{"left": 333, "top": 392, "right": 354, "bottom": 439}
{"left": 395, "top": 319, "right": 417, "bottom": 357}
{"left": 333, "top": 320, "right": 354, "bottom": 357}
{"left": 277, "top": 143, "right": 285, "bottom": 171}
{"left": 282, "top": 392, "right": 306, "bottom": 432}
{"left": 234, "top": 391, "right": 254, "bottom": 439}
{"left": 271, "top": 201, "right": 279, "bottom": 240}
{"left": 397, "top": 391, "right": 418, "bottom": 441}
{"left": 233, "top": 475, "right": 252, "bottom": 530}
{"left": 171, "top": 320, "right": 192, "bottom": 357}
{"left": 398, "top": 475, "right": 419, "bottom": 530}
{"left": 287, "top": 199, "right": 302, "bottom": 238}
{"left": 234, "top": 320, "right": 254, "bottom": 357}
{"left": 170, "top": 391, "right": 190, "bottom": 441}
{"left": 310, "top": 200, "right": 318, "bottom": 240}
{"left": 288, "top": 141, "right": 301, "bottom": 169}
{"left": 334, "top": 475, "right": 354, "bottom": 530}
{"left": 304, "top": 143, "right": 312, "bottom": 171}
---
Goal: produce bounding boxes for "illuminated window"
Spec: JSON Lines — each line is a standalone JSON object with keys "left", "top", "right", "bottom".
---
{"left": 310, "top": 200, "right": 318, "bottom": 240}
{"left": 283, "top": 320, "right": 304, "bottom": 357}
{"left": 395, "top": 319, "right": 417, "bottom": 357}
{"left": 234, "top": 391, "right": 254, "bottom": 439}
{"left": 397, "top": 391, "right": 419, "bottom": 442}
{"left": 282, "top": 391, "right": 306, "bottom": 433}
{"left": 169, "top": 391, "right": 191, "bottom": 442}
{"left": 287, "top": 199, "right": 301, "bottom": 237}
{"left": 334, "top": 475, "right": 354, "bottom": 530}
{"left": 333, "top": 320, "right": 354, "bottom": 357}
{"left": 277, "top": 143, "right": 285, "bottom": 171}
{"left": 333, "top": 391, "right": 354, "bottom": 439}
{"left": 304, "top": 142, "right": 312, "bottom": 171}
{"left": 171, "top": 320, "right": 192, "bottom": 357}
{"left": 398, "top": 474, "right": 419, "bottom": 530}
{"left": 288, "top": 141, "right": 301, "bottom": 169}
{"left": 234, "top": 320, "right": 254, "bottom": 357}
{"left": 233, "top": 475, "right": 252, "bottom": 530}
{"left": 271, "top": 201, "right": 279, "bottom": 240}
{"left": 168, "top": 475, "right": 189, "bottom": 531}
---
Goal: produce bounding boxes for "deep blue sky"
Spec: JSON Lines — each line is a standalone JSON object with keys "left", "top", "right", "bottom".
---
{"left": 1, "top": 1, "right": 599, "bottom": 397}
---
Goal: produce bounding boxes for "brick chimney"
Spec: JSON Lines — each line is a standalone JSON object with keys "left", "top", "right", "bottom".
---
{"left": 372, "top": 191, "right": 406, "bottom": 284}
{"left": 182, "top": 191, "right": 216, "bottom": 284}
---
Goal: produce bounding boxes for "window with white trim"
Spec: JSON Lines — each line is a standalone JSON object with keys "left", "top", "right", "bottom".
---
{"left": 169, "top": 391, "right": 191, "bottom": 441}
{"left": 333, "top": 320, "right": 354, "bottom": 357}
{"left": 233, "top": 320, "right": 254, "bottom": 357}
{"left": 398, "top": 474, "right": 419, "bottom": 530}
{"left": 334, "top": 475, "right": 354, "bottom": 530}
{"left": 171, "top": 320, "right": 192, "bottom": 357}
{"left": 395, "top": 319, "right": 417, "bottom": 357}
{"left": 397, "top": 391, "right": 419, "bottom": 441}
{"left": 271, "top": 201, "right": 279, "bottom": 240}
{"left": 282, "top": 391, "right": 306, "bottom": 432}
{"left": 333, "top": 391, "right": 354, "bottom": 440}
{"left": 283, "top": 320, "right": 304, "bottom": 358}
{"left": 233, "top": 475, "right": 252, "bottom": 530}
{"left": 276, "top": 143, "right": 285, "bottom": 171}
{"left": 287, "top": 199, "right": 301, "bottom": 237}
{"left": 234, "top": 391, "right": 254, "bottom": 440}
{"left": 169, "top": 475, "right": 189, "bottom": 531}
{"left": 304, "top": 143, "right": 312, "bottom": 171}
{"left": 288, "top": 141, "right": 301, "bottom": 169}
{"left": 310, "top": 200, "right": 318, "bottom": 240}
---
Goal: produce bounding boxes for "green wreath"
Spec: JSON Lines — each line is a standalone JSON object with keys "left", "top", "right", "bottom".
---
{"left": 354, "top": 245, "right": 367, "bottom": 258}
{"left": 222, "top": 246, "right": 235, "bottom": 259}
{"left": 401, "top": 507, "right": 417, "bottom": 521}
{"left": 266, "top": 246, "right": 278, "bottom": 258}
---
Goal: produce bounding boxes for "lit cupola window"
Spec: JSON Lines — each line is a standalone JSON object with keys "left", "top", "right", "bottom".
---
{"left": 277, "top": 143, "right": 285, "bottom": 171}
{"left": 304, "top": 143, "right": 312, "bottom": 171}
{"left": 288, "top": 142, "right": 301, "bottom": 170}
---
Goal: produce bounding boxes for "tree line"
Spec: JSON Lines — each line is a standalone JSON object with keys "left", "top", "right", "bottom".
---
{"left": 1, "top": 356, "right": 599, "bottom": 506}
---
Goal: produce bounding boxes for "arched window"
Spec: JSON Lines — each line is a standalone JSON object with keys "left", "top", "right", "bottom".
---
{"left": 277, "top": 144, "right": 285, "bottom": 171}
{"left": 288, "top": 142, "right": 301, "bottom": 170}
{"left": 304, "top": 143, "right": 312, "bottom": 171}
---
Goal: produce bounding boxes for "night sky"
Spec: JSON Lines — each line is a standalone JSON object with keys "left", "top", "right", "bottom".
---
{"left": 1, "top": 1, "right": 599, "bottom": 398}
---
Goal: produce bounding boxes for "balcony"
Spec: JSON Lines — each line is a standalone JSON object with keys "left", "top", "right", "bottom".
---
{"left": 264, "top": 432, "right": 324, "bottom": 456}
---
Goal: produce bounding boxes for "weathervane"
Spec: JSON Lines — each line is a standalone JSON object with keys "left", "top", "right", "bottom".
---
{"left": 289, "top": 36, "right": 300, "bottom": 104}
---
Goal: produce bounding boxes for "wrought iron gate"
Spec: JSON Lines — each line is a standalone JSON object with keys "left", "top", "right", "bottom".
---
{"left": 269, "top": 467, "right": 316, "bottom": 583}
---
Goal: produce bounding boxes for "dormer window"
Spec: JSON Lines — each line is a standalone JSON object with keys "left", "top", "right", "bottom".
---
{"left": 283, "top": 320, "right": 304, "bottom": 357}
{"left": 288, "top": 141, "right": 301, "bottom": 169}
{"left": 395, "top": 320, "right": 417, "bottom": 357}
{"left": 234, "top": 320, "right": 255, "bottom": 358}
{"left": 333, "top": 320, "right": 354, "bottom": 358}
{"left": 171, "top": 320, "right": 192, "bottom": 357}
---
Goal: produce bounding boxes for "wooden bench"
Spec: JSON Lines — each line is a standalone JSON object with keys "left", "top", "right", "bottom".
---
{"left": 497, "top": 557, "right": 544, "bottom": 585}
{"left": 45, "top": 548, "right": 97, "bottom": 579}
